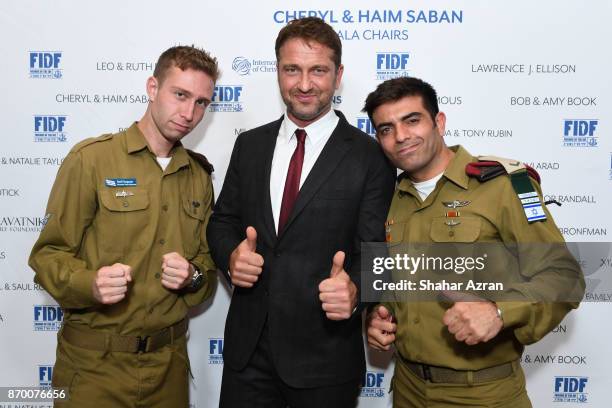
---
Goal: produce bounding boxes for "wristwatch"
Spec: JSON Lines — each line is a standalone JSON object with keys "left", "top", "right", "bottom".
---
{"left": 189, "top": 264, "right": 204, "bottom": 289}
{"left": 495, "top": 304, "right": 504, "bottom": 323}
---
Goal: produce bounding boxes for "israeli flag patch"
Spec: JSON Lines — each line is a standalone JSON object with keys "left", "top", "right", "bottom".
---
{"left": 523, "top": 203, "right": 547, "bottom": 222}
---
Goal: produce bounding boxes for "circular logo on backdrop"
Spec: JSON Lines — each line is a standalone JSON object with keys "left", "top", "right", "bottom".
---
{"left": 232, "top": 57, "right": 251, "bottom": 76}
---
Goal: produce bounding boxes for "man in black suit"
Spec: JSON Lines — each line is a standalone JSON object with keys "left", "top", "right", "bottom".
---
{"left": 207, "top": 17, "right": 395, "bottom": 407}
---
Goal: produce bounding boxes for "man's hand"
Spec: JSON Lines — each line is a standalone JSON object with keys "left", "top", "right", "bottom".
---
{"left": 92, "top": 263, "right": 132, "bottom": 304}
{"left": 229, "top": 226, "right": 264, "bottom": 288}
{"left": 318, "top": 251, "right": 357, "bottom": 320}
{"left": 367, "top": 305, "right": 396, "bottom": 351}
{"left": 442, "top": 291, "right": 503, "bottom": 346}
{"left": 161, "top": 252, "right": 194, "bottom": 290}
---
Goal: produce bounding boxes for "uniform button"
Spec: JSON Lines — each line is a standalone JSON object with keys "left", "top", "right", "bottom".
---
{"left": 159, "top": 238, "right": 165, "bottom": 245}
{"left": 162, "top": 205, "right": 168, "bottom": 211}
{"left": 155, "top": 273, "right": 161, "bottom": 279}
{"left": 413, "top": 317, "right": 420, "bottom": 324}
{"left": 149, "top": 308, "right": 154, "bottom": 314}
{"left": 449, "top": 230, "right": 455, "bottom": 237}
{"left": 122, "top": 201, "right": 129, "bottom": 207}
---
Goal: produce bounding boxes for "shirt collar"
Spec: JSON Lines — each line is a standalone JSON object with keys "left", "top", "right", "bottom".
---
{"left": 126, "top": 122, "right": 148, "bottom": 154}
{"left": 442, "top": 145, "right": 472, "bottom": 190}
{"left": 280, "top": 109, "right": 338, "bottom": 144}
{"left": 124, "top": 122, "right": 190, "bottom": 172}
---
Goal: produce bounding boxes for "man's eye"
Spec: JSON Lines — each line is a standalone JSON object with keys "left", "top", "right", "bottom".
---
{"left": 378, "top": 127, "right": 391, "bottom": 136}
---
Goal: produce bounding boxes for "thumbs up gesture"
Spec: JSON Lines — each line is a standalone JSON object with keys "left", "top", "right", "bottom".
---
{"left": 229, "top": 226, "right": 264, "bottom": 288}
{"left": 318, "top": 251, "right": 357, "bottom": 320}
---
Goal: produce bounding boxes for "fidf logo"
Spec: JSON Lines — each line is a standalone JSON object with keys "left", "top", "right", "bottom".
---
{"left": 360, "top": 371, "right": 385, "bottom": 398}
{"left": 376, "top": 53, "right": 410, "bottom": 81}
{"left": 554, "top": 376, "right": 588, "bottom": 403}
{"left": 39, "top": 365, "right": 53, "bottom": 388}
{"left": 356, "top": 117, "right": 375, "bottom": 137}
{"left": 563, "top": 119, "right": 598, "bottom": 147}
{"left": 29, "top": 51, "right": 63, "bottom": 79}
{"left": 34, "top": 115, "right": 67, "bottom": 142}
{"left": 33, "top": 305, "right": 63, "bottom": 331}
{"left": 210, "top": 85, "right": 244, "bottom": 112}
{"left": 209, "top": 338, "right": 224, "bottom": 365}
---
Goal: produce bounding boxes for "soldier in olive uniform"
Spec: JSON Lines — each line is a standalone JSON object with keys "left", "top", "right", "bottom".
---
{"left": 363, "top": 77, "right": 584, "bottom": 407}
{"left": 29, "top": 46, "right": 219, "bottom": 408}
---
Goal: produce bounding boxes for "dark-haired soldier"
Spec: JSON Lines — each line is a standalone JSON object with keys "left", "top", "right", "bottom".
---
{"left": 29, "top": 46, "right": 219, "bottom": 407}
{"left": 364, "top": 76, "right": 584, "bottom": 407}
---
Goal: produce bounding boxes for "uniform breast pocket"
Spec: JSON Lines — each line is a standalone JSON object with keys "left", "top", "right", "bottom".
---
{"left": 429, "top": 216, "right": 482, "bottom": 275}
{"left": 98, "top": 188, "right": 150, "bottom": 253}
{"left": 180, "top": 198, "right": 206, "bottom": 259}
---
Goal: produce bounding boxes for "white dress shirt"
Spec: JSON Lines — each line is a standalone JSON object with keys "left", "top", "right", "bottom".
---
{"left": 270, "top": 109, "right": 339, "bottom": 232}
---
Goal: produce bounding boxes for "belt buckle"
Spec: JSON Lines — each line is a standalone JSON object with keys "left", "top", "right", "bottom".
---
{"left": 136, "top": 335, "right": 150, "bottom": 353}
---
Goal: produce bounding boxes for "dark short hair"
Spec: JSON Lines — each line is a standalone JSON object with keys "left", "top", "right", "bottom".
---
{"left": 275, "top": 17, "right": 342, "bottom": 69}
{"left": 363, "top": 77, "right": 439, "bottom": 126}
{"left": 153, "top": 45, "right": 219, "bottom": 84}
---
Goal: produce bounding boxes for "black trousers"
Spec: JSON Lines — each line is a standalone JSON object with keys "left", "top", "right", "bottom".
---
{"left": 219, "top": 322, "right": 360, "bottom": 408}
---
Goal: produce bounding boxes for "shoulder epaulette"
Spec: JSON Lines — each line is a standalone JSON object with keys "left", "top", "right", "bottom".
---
{"left": 69, "top": 133, "right": 114, "bottom": 153}
{"left": 466, "top": 155, "right": 546, "bottom": 223}
{"left": 187, "top": 150, "right": 214, "bottom": 175}
{"left": 466, "top": 155, "right": 541, "bottom": 184}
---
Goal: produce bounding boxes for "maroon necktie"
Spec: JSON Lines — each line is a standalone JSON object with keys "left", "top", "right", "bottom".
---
{"left": 278, "top": 129, "right": 307, "bottom": 233}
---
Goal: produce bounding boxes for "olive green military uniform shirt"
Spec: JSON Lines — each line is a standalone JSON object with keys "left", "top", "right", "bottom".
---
{"left": 29, "top": 123, "right": 216, "bottom": 335}
{"left": 384, "top": 145, "right": 584, "bottom": 370}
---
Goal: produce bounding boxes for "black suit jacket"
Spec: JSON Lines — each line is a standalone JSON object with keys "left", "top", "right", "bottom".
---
{"left": 207, "top": 111, "right": 395, "bottom": 388}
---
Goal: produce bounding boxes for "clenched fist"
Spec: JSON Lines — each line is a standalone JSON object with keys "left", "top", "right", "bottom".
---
{"left": 92, "top": 263, "right": 132, "bottom": 304}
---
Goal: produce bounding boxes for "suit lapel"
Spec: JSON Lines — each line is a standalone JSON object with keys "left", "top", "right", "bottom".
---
{"left": 259, "top": 116, "right": 284, "bottom": 245}
{"left": 278, "top": 112, "right": 353, "bottom": 239}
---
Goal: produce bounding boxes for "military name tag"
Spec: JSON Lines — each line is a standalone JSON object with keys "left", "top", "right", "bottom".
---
{"left": 105, "top": 178, "right": 137, "bottom": 187}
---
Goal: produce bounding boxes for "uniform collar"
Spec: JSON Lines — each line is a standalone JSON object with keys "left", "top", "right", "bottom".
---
{"left": 442, "top": 145, "right": 472, "bottom": 190}
{"left": 397, "top": 145, "right": 473, "bottom": 193}
{"left": 126, "top": 122, "right": 148, "bottom": 154}
{"left": 125, "top": 122, "right": 190, "bottom": 172}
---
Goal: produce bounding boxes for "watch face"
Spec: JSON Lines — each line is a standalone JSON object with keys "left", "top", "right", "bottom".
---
{"left": 191, "top": 268, "right": 203, "bottom": 288}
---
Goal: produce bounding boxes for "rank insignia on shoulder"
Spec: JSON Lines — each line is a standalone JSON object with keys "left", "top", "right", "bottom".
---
{"left": 186, "top": 150, "right": 214, "bottom": 175}
{"left": 465, "top": 161, "right": 541, "bottom": 184}
{"left": 466, "top": 155, "right": 546, "bottom": 223}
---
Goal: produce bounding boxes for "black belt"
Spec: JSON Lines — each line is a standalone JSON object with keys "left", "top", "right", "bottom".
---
{"left": 61, "top": 319, "right": 188, "bottom": 353}
{"left": 398, "top": 353, "right": 515, "bottom": 384}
